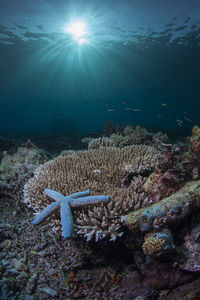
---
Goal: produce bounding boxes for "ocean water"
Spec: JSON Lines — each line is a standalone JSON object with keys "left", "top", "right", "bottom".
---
{"left": 0, "top": 0, "right": 199, "bottom": 141}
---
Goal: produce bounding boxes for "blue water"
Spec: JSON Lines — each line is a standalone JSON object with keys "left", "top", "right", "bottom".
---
{"left": 0, "top": 0, "right": 199, "bottom": 139}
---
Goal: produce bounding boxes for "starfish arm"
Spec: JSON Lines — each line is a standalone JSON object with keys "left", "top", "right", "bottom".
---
{"left": 69, "top": 195, "right": 110, "bottom": 207}
{"left": 44, "top": 188, "right": 66, "bottom": 201}
{"left": 60, "top": 199, "right": 73, "bottom": 239}
{"left": 69, "top": 189, "right": 91, "bottom": 199}
{"left": 32, "top": 201, "right": 60, "bottom": 225}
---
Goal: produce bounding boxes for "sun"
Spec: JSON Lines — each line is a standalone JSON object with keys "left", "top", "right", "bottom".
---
{"left": 64, "top": 21, "right": 89, "bottom": 44}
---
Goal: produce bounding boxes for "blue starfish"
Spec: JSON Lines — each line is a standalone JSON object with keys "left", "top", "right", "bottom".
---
{"left": 32, "top": 189, "right": 110, "bottom": 239}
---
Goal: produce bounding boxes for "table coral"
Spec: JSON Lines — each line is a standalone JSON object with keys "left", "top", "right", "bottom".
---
{"left": 23, "top": 145, "right": 159, "bottom": 241}
{"left": 32, "top": 188, "right": 110, "bottom": 238}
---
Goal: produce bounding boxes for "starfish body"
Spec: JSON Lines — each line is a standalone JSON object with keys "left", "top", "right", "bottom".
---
{"left": 32, "top": 189, "right": 110, "bottom": 239}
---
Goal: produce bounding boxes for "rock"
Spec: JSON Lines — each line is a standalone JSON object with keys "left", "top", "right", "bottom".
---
{"left": 134, "top": 251, "right": 194, "bottom": 290}
{"left": 125, "top": 180, "right": 200, "bottom": 233}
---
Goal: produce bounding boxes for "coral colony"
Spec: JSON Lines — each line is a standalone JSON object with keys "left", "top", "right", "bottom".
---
{"left": 24, "top": 145, "right": 158, "bottom": 241}
{"left": 32, "top": 189, "right": 110, "bottom": 238}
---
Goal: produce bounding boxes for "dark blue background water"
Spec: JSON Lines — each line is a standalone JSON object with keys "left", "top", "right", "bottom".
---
{"left": 0, "top": 0, "right": 199, "bottom": 139}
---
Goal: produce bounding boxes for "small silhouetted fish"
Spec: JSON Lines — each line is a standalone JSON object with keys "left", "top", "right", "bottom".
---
{"left": 157, "top": 114, "right": 164, "bottom": 118}
{"left": 96, "top": 99, "right": 102, "bottom": 103}
{"left": 174, "top": 26, "right": 186, "bottom": 31}
{"left": 16, "top": 24, "right": 28, "bottom": 30}
{"left": 121, "top": 101, "right": 129, "bottom": 104}
{"left": 184, "top": 116, "right": 193, "bottom": 122}
{"left": 165, "top": 22, "right": 175, "bottom": 27}
{"left": 84, "top": 101, "right": 88, "bottom": 104}
{"left": 161, "top": 103, "right": 169, "bottom": 107}
{"left": 184, "top": 17, "right": 191, "bottom": 24}
{"left": 132, "top": 108, "right": 141, "bottom": 112}
{"left": 104, "top": 103, "right": 112, "bottom": 106}
{"left": 107, "top": 108, "right": 117, "bottom": 112}
{"left": 124, "top": 107, "right": 132, "bottom": 111}
{"left": 53, "top": 112, "right": 62, "bottom": 116}
{"left": 176, "top": 119, "right": 184, "bottom": 127}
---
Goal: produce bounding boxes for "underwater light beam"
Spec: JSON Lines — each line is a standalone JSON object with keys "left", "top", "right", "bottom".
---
{"left": 64, "top": 20, "right": 89, "bottom": 44}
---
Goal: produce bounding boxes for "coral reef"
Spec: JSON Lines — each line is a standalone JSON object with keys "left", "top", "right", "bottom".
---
{"left": 144, "top": 134, "right": 200, "bottom": 202}
{"left": 191, "top": 125, "right": 200, "bottom": 160}
{"left": 0, "top": 142, "right": 49, "bottom": 198}
{"left": 144, "top": 147, "right": 188, "bottom": 202}
{"left": 24, "top": 145, "right": 159, "bottom": 241}
{"left": 2, "top": 127, "right": 200, "bottom": 299}
{"left": 179, "top": 224, "right": 200, "bottom": 272}
{"left": 88, "top": 137, "right": 114, "bottom": 149}
{"left": 2, "top": 195, "right": 197, "bottom": 300}
{"left": 108, "top": 125, "right": 147, "bottom": 147}
{"left": 87, "top": 125, "right": 170, "bottom": 150}
{"left": 151, "top": 131, "right": 169, "bottom": 146}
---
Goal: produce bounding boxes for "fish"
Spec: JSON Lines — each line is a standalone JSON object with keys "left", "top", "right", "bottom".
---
{"left": 161, "top": 103, "right": 169, "bottom": 107}
{"left": 132, "top": 108, "right": 141, "bottom": 112}
{"left": 107, "top": 108, "right": 117, "bottom": 112}
{"left": 96, "top": 99, "right": 102, "bottom": 103}
{"left": 124, "top": 107, "right": 132, "bottom": 111}
{"left": 184, "top": 116, "right": 193, "bottom": 122}
{"left": 156, "top": 114, "right": 164, "bottom": 118}
{"left": 104, "top": 103, "right": 112, "bottom": 106}
{"left": 176, "top": 119, "right": 184, "bottom": 123}
{"left": 176, "top": 119, "right": 184, "bottom": 127}
{"left": 121, "top": 101, "right": 129, "bottom": 104}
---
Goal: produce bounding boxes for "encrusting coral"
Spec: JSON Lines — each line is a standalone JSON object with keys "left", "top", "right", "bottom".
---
{"left": 23, "top": 145, "right": 159, "bottom": 241}
{"left": 142, "top": 229, "right": 175, "bottom": 257}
